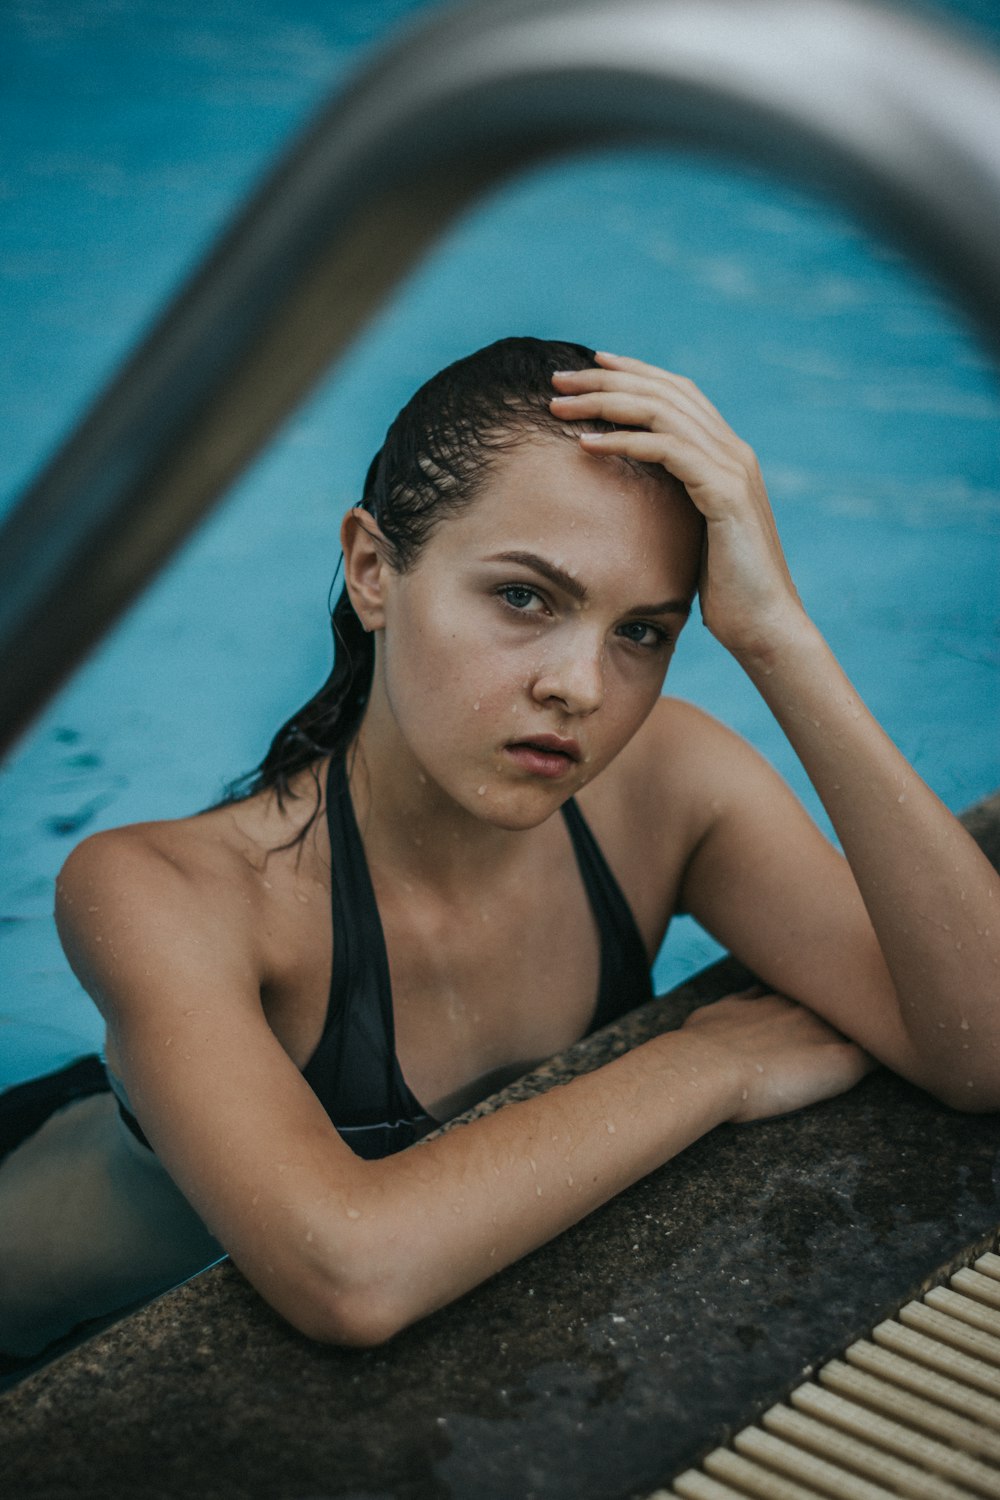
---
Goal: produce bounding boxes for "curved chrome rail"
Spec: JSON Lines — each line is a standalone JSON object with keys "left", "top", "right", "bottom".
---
{"left": 1, "top": 0, "right": 999, "bottom": 753}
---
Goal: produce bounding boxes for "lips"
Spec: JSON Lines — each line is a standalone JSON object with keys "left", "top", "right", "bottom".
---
{"left": 511, "top": 733, "right": 581, "bottom": 762}
{"left": 504, "top": 734, "right": 581, "bottom": 780}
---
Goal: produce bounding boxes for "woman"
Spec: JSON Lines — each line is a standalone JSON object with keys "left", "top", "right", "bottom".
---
{"left": 2, "top": 336, "right": 998, "bottom": 1359}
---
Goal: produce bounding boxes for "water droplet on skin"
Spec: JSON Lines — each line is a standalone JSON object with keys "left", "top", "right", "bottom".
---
{"left": 536, "top": 1184, "right": 543, "bottom": 1196}
{"left": 741, "top": 1089, "right": 748, "bottom": 1100}
{"left": 473, "top": 700, "right": 480, "bottom": 711}
{"left": 297, "top": 892, "right": 310, "bottom": 904}
{"left": 956, "top": 942, "right": 963, "bottom": 951}
{"left": 251, "top": 1193, "right": 260, "bottom": 1207}
{"left": 305, "top": 1230, "right": 313, "bottom": 1243}
{"left": 606, "top": 1121, "right": 616, "bottom": 1134}
{"left": 528, "top": 1157, "right": 537, "bottom": 1173}
{"left": 345, "top": 1206, "right": 362, "bottom": 1220}
{"left": 755, "top": 1063, "right": 764, "bottom": 1073}
{"left": 477, "top": 785, "right": 487, "bottom": 796}
{"left": 937, "top": 1021, "right": 947, "bottom": 1029}
{"left": 164, "top": 1037, "right": 173, "bottom": 1048}
{"left": 898, "top": 793, "right": 906, "bottom": 804}
{"left": 417, "top": 772, "right": 427, "bottom": 784}
{"left": 960, "top": 1018, "right": 970, "bottom": 1030}
{"left": 566, "top": 1174, "right": 574, "bottom": 1186}
{"left": 966, "top": 1080, "right": 975, "bottom": 1089}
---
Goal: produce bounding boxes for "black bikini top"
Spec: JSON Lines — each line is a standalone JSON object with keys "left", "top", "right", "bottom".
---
{"left": 117, "top": 754, "right": 653, "bottom": 1159}
{"left": 301, "top": 754, "right": 653, "bottom": 1160}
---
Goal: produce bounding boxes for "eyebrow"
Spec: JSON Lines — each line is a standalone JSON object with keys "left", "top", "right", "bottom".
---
{"left": 487, "top": 551, "right": 692, "bottom": 617}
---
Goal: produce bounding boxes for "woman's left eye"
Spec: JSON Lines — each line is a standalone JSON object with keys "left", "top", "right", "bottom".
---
{"left": 617, "top": 621, "right": 668, "bottom": 649}
{"left": 499, "top": 584, "right": 544, "bottom": 612}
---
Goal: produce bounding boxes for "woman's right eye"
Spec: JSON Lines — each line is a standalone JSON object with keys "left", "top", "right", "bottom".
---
{"left": 498, "top": 584, "right": 543, "bottom": 612}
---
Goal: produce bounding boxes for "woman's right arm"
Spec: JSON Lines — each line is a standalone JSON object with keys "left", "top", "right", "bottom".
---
{"left": 56, "top": 829, "right": 869, "bottom": 1348}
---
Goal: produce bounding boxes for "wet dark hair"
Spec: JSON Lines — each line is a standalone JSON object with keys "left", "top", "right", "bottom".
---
{"left": 225, "top": 336, "right": 631, "bottom": 818}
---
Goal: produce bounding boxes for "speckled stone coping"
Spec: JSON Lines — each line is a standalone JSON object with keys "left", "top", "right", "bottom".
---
{"left": 2, "top": 792, "right": 999, "bottom": 1500}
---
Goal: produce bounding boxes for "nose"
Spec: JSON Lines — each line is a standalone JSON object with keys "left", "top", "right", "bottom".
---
{"left": 530, "top": 635, "right": 605, "bottom": 717}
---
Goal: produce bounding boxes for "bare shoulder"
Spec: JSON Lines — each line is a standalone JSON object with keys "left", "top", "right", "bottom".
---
{"left": 575, "top": 696, "right": 767, "bottom": 943}
{"left": 582, "top": 695, "right": 765, "bottom": 847}
{"left": 54, "top": 804, "right": 276, "bottom": 1025}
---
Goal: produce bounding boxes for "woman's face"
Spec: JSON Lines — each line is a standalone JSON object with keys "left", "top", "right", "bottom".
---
{"left": 364, "top": 434, "right": 703, "bottom": 828}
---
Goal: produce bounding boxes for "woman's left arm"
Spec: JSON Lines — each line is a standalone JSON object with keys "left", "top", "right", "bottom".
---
{"left": 551, "top": 353, "right": 1000, "bottom": 1110}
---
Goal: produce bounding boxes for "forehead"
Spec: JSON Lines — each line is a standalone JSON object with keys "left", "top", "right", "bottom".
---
{"left": 426, "top": 434, "right": 702, "bottom": 597}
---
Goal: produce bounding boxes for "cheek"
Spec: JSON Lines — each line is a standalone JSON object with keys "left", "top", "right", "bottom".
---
{"left": 383, "top": 590, "right": 518, "bottom": 732}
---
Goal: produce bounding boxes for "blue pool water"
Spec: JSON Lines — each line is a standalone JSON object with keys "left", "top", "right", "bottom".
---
{"left": 1, "top": 0, "right": 998, "bottom": 1088}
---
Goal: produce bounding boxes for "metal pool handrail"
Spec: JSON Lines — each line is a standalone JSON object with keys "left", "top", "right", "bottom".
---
{"left": 1, "top": 0, "right": 999, "bottom": 756}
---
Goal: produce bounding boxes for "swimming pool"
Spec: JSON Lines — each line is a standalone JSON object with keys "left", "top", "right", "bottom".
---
{"left": 1, "top": 0, "right": 998, "bottom": 1088}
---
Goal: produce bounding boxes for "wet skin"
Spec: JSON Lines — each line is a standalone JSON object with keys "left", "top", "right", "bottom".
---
{"left": 344, "top": 435, "right": 703, "bottom": 849}
{"left": 50, "top": 354, "right": 1000, "bottom": 1351}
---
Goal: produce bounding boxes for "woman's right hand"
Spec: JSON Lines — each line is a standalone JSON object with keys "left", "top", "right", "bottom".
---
{"left": 680, "top": 987, "right": 874, "bottom": 1124}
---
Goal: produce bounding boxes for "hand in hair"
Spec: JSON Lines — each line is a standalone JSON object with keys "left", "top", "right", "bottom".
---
{"left": 550, "top": 351, "right": 1000, "bottom": 1113}
{"left": 549, "top": 352, "right": 802, "bottom": 665}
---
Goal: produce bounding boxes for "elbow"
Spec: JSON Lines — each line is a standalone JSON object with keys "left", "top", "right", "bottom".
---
{"left": 916, "top": 1062, "right": 1000, "bottom": 1115}
{"left": 932, "top": 1080, "right": 1000, "bottom": 1115}
{"left": 279, "top": 1245, "right": 415, "bottom": 1349}
{"left": 293, "top": 1285, "right": 410, "bottom": 1350}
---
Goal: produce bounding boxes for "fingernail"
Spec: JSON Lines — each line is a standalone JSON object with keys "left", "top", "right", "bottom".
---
{"left": 552, "top": 370, "right": 577, "bottom": 378}
{"left": 595, "top": 350, "right": 619, "bottom": 359}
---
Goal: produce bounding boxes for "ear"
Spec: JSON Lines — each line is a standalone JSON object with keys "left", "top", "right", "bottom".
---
{"left": 340, "top": 508, "right": 393, "bottom": 631}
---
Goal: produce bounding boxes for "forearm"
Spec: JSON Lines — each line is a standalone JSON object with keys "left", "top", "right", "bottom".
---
{"left": 310, "top": 1026, "right": 735, "bottom": 1343}
{"left": 741, "top": 613, "right": 1000, "bottom": 1098}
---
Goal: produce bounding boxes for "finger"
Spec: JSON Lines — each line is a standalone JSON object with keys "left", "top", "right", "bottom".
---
{"left": 552, "top": 375, "right": 729, "bottom": 449}
{"left": 554, "top": 364, "right": 707, "bottom": 408}
{"left": 593, "top": 352, "right": 731, "bottom": 427}
{"left": 550, "top": 388, "right": 720, "bottom": 451}
{"left": 553, "top": 365, "right": 728, "bottom": 437}
{"left": 575, "top": 428, "right": 709, "bottom": 488}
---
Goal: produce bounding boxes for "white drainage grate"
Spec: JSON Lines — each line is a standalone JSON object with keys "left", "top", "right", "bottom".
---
{"left": 660, "top": 1248, "right": 1000, "bottom": 1500}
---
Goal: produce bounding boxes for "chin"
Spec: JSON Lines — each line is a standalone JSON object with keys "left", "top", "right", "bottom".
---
{"left": 467, "top": 781, "right": 577, "bottom": 831}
